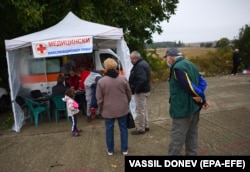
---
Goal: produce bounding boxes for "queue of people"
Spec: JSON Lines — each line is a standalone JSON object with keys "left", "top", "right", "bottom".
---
{"left": 50, "top": 48, "right": 210, "bottom": 156}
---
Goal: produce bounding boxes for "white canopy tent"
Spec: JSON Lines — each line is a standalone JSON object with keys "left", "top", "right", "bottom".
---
{"left": 5, "top": 11, "right": 132, "bottom": 132}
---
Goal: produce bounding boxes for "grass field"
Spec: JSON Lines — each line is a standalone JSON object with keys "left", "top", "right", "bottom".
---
{"left": 147, "top": 46, "right": 234, "bottom": 80}
{"left": 155, "top": 47, "right": 216, "bottom": 59}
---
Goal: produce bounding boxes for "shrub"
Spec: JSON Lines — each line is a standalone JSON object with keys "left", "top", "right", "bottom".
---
{"left": 146, "top": 47, "right": 238, "bottom": 82}
{"left": 0, "top": 111, "right": 14, "bottom": 130}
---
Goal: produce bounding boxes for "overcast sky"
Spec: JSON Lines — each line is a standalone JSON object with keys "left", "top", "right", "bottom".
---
{"left": 152, "top": 0, "right": 250, "bottom": 43}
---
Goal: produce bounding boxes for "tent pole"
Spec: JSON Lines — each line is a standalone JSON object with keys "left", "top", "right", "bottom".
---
{"left": 6, "top": 51, "right": 18, "bottom": 132}
{"left": 43, "top": 58, "right": 48, "bottom": 94}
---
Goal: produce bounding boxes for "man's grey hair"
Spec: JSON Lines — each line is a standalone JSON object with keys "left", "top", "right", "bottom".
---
{"left": 130, "top": 51, "right": 142, "bottom": 59}
{"left": 173, "top": 55, "right": 182, "bottom": 61}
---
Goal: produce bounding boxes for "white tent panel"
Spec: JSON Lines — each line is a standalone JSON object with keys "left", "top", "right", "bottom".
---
{"left": 5, "top": 11, "right": 123, "bottom": 50}
{"left": 5, "top": 11, "right": 132, "bottom": 132}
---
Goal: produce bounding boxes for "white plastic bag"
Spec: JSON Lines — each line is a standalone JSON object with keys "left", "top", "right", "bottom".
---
{"left": 129, "top": 95, "right": 136, "bottom": 119}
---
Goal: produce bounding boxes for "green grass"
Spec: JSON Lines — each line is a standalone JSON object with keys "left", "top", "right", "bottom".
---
{"left": 0, "top": 111, "right": 14, "bottom": 130}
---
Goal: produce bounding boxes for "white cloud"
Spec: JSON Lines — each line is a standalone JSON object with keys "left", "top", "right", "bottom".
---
{"left": 152, "top": 0, "right": 250, "bottom": 43}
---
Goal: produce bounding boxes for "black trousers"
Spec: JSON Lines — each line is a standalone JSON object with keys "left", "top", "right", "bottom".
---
{"left": 75, "top": 92, "right": 87, "bottom": 115}
{"left": 231, "top": 63, "right": 239, "bottom": 74}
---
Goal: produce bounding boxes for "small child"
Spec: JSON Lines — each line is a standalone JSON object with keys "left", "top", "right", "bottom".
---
{"left": 62, "top": 88, "right": 82, "bottom": 137}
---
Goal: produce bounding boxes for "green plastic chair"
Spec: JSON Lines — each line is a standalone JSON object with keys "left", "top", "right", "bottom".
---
{"left": 25, "top": 98, "right": 51, "bottom": 127}
{"left": 51, "top": 95, "right": 69, "bottom": 123}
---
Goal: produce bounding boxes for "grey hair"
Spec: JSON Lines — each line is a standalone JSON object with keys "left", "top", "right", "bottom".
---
{"left": 130, "top": 51, "right": 142, "bottom": 59}
{"left": 174, "top": 55, "right": 182, "bottom": 61}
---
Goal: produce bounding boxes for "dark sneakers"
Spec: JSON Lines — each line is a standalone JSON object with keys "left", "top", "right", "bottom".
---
{"left": 131, "top": 128, "right": 150, "bottom": 135}
{"left": 131, "top": 130, "right": 145, "bottom": 135}
{"left": 72, "top": 131, "right": 80, "bottom": 137}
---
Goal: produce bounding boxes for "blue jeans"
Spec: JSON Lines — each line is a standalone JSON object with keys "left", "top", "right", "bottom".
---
{"left": 105, "top": 115, "right": 128, "bottom": 153}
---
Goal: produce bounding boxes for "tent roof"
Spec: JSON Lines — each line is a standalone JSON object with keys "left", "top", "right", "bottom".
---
{"left": 5, "top": 11, "right": 124, "bottom": 50}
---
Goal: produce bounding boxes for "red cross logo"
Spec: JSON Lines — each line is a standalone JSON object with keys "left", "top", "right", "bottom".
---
{"left": 36, "top": 43, "right": 47, "bottom": 55}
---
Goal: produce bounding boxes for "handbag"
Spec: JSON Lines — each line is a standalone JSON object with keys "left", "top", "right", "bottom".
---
{"left": 127, "top": 112, "right": 135, "bottom": 129}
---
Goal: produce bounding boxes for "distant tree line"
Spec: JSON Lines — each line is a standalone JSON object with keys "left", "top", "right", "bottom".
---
{"left": 146, "top": 41, "right": 184, "bottom": 49}
{"left": 200, "top": 42, "right": 213, "bottom": 48}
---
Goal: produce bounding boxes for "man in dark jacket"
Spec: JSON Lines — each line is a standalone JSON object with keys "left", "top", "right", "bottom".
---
{"left": 231, "top": 49, "right": 241, "bottom": 75}
{"left": 129, "top": 51, "right": 151, "bottom": 135}
{"left": 52, "top": 74, "right": 67, "bottom": 96}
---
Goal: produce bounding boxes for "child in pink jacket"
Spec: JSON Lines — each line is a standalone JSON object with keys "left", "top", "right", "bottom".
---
{"left": 62, "top": 88, "right": 82, "bottom": 137}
